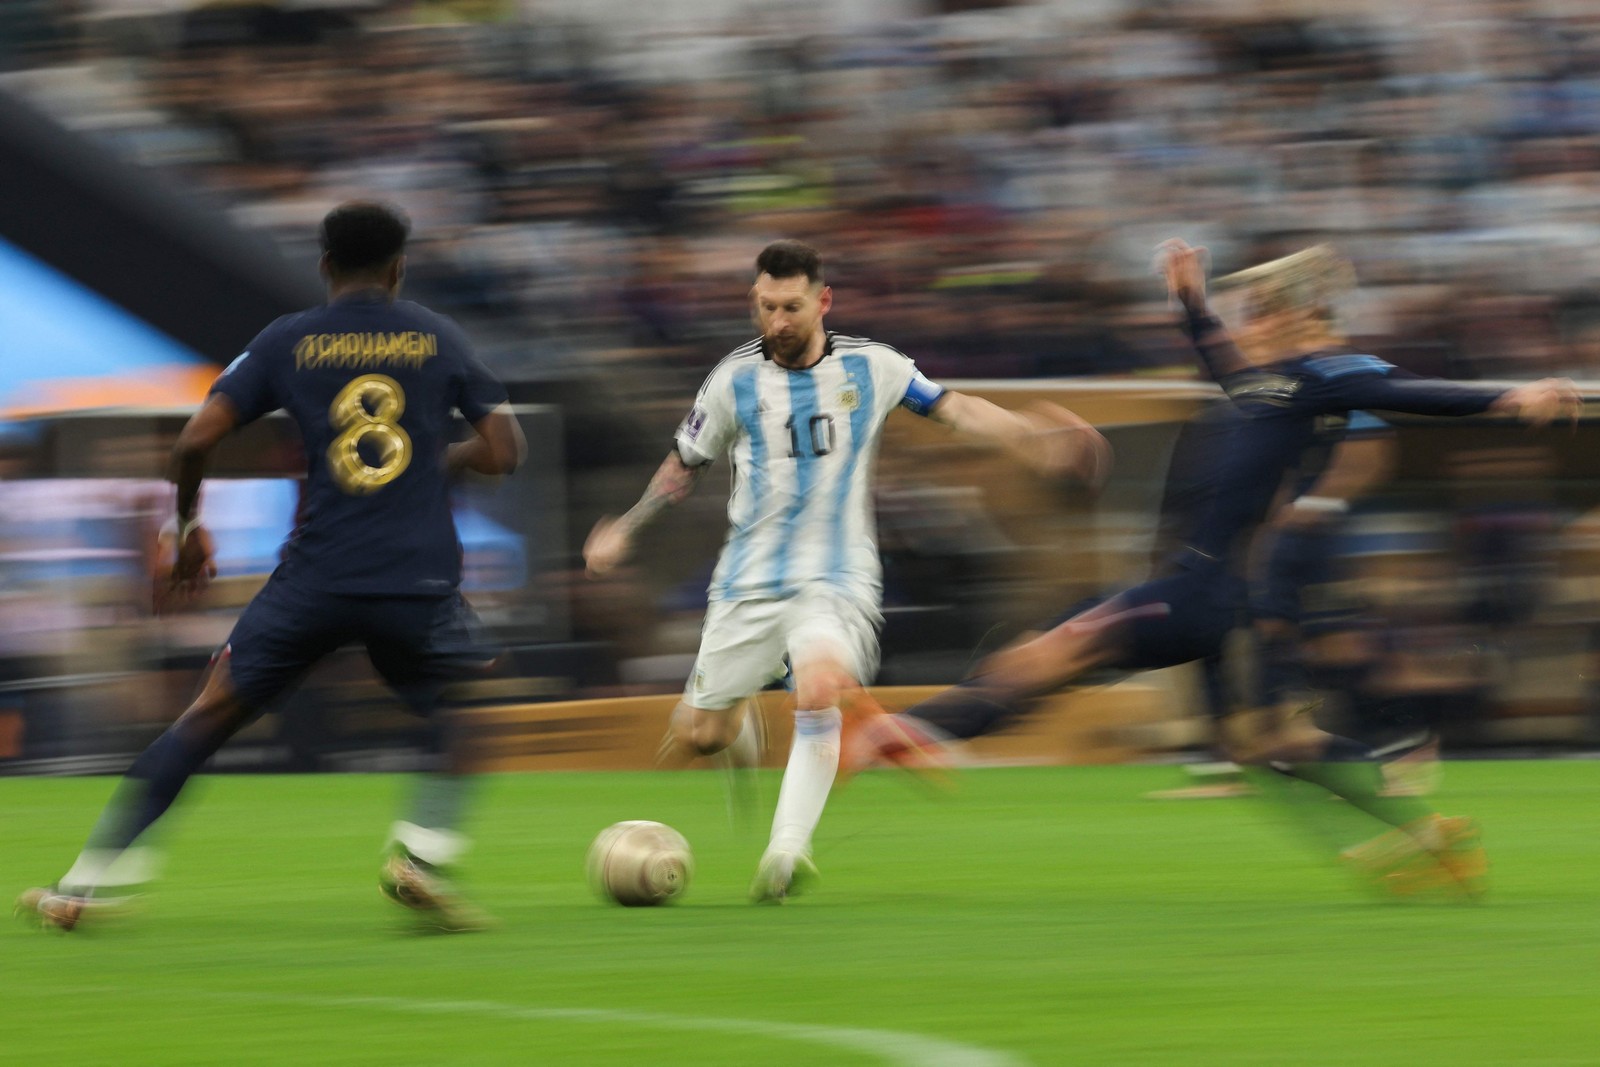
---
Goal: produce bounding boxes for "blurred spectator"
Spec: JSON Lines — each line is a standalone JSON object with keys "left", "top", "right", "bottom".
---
{"left": 11, "top": 1, "right": 1600, "bottom": 386}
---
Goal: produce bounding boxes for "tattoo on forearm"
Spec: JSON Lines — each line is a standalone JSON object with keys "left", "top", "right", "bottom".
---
{"left": 619, "top": 455, "right": 706, "bottom": 534}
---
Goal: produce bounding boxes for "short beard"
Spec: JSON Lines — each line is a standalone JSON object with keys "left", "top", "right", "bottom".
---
{"left": 766, "top": 329, "right": 810, "bottom": 362}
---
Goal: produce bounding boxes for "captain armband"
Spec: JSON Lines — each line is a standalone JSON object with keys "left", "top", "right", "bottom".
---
{"left": 900, "top": 370, "right": 946, "bottom": 416}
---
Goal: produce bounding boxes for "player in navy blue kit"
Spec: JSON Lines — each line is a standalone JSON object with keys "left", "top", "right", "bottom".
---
{"left": 17, "top": 202, "right": 523, "bottom": 932}
{"left": 852, "top": 240, "right": 1579, "bottom": 895}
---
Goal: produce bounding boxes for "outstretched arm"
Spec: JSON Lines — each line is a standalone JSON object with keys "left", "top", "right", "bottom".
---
{"left": 585, "top": 450, "right": 710, "bottom": 577}
{"left": 930, "top": 391, "right": 1112, "bottom": 486}
{"left": 1316, "top": 369, "right": 1580, "bottom": 423}
{"left": 1155, "top": 238, "right": 1252, "bottom": 382}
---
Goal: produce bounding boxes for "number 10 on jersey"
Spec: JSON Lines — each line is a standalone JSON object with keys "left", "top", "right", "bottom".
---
{"left": 787, "top": 413, "right": 835, "bottom": 458}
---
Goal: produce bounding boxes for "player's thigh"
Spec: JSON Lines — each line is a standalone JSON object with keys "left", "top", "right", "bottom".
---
{"left": 685, "top": 599, "right": 789, "bottom": 712}
{"left": 1117, "top": 570, "right": 1241, "bottom": 671}
{"left": 364, "top": 594, "right": 500, "bottom": 714}
{"left": 785, "top": 589, "right": 879, "bottom": 691}
{"left": 225, "top": 573, "right": 352, "bottom": 710}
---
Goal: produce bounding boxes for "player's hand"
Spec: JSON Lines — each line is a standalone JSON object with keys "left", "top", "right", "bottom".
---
{"left": 1491, "top": 377, "right": 1583, "bottom": 429}
{"left": 154, "top": 521, "right": 218, "bottom": 613}
{"left": 584, "top": 515, "right": 634, "bottom": 579}
{"left": 1154, "top": 238, "right": 1209, "bottom": 313}
{"left": 1018, "top": 403, "right": 1113, "bottom": 490}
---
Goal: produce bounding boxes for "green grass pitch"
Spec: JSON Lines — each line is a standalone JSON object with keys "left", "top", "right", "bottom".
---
{"left": 5, "top": 763, "right": 1598, "bottom": 1065}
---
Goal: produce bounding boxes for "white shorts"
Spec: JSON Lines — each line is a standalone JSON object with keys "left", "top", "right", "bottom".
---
{"left": 684, "top": 589, "right": 882, "bottom": 711}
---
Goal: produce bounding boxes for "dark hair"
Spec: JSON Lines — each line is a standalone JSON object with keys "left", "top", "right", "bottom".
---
{"left": 755, "top": 240, "right": 823, "bottom": 286}
{"left": 320, "top": 201, "right": 410, "bottom": 277}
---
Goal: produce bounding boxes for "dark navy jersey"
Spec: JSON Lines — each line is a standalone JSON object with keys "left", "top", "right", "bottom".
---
{"left": 210, "top": 292, "right": 508, "bottom": 596}
{"left": 1152, "top": 398, "right": 1386, "bottom": 566}
{"left": 1151, "top": 400, "right": 1243, "bottom": 563}
{"left": 1181, "top": 339, "right": 1503, "bottom": 567}
{"left": 1291, "top": 407, "right": 1391, "bottom": 499}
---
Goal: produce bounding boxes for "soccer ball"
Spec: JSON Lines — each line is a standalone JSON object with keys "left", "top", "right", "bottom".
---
{"left": 586, "top": 821, "right": 693, "bottom": 906}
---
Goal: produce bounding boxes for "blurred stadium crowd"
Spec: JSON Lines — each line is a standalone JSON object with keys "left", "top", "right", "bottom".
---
{"left": 3, "top": 0, "right": 1600, "bottom": 770}
{"left": 8, "top": 0, "right": 1600, "bottom": 389}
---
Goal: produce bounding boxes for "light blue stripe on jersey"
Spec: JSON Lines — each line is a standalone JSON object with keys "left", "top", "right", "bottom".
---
{"left": 717, "top": 365, "right": 768, "bottom": 599}
{"left": 829, "top": 354, "right": 874, "bottom": 586}
{"left": 1307, "top": 353, "right": 1393, "bottom": 379}
{"left": 1347, "top": 410, "right": 1387, "bottom": 434}
{"left": 774, "top": 370, "right": 822, "bottom": 594}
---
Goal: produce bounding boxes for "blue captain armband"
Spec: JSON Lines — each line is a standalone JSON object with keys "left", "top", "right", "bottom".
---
{"left": 900, "top": 370, "right": 945, "bottom": 416}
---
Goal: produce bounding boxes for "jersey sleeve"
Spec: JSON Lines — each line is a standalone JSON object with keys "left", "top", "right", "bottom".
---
{"left": 458, "top": 356, "right": 510, "bottom": 426}
{"left": 1345, "top": 410, "right": 1392, "bottom": 438}
{"left": 1180, "top": 307, "right": 1252, "bottom": 384}
{"left": 675, "top": 366, "right": 738, "bottom": 466}
{"left": 209, "top": 322, "right": 286, "bottom": 425}
{"left": 898, "top": 364, "right": 946, "bottom": 416}
{"left": 1302, "top": 359, "right": 1502, "bottom": 418}
{"left": 867, "top": 345, "right": 944, "bottom": 417}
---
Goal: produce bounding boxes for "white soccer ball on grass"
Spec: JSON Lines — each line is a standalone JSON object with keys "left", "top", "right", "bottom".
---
{"left": 586, "top": 820, "right": 693, "bottom": 907}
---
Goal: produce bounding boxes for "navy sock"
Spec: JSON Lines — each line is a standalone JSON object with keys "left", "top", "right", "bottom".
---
{"left": 910, "top": 680, "right": 1025, "bottom": 741}
{"left": 1320, "top": 735, "right": 1371, "bottom": 761}
{"left": 85, "top": 724, "right": 223, "bottom": 854}
{"left": 1286, "top": 737, "right": 1433, "bottom": 829}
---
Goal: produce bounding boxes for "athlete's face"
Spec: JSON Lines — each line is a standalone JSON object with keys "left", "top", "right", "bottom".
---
{"left": 752, "top": 273, "right": 831, "bottom": 364}
{"left": 1217, "top": 287, "right": 1305, "bottom": 366}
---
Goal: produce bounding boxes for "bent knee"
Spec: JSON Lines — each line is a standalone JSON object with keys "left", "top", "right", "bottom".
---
{"left": 676, "top": 704, "right": 740, "bottom": 756}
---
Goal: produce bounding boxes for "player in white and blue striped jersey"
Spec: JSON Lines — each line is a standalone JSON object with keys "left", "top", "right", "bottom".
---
{"left": 585, "top": 240, "right": 1108, "bottom": 902}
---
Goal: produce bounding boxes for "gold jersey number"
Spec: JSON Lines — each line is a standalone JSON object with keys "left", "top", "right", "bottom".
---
{"left": 327, "top": 374, "right": 412, "bottom": 494}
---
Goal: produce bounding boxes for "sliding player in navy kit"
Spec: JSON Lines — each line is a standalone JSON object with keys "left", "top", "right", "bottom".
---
{"left": 852, "top": 240, "right": 1579, "bottom": 895}
{"left": 17, "top": 202, "right": 524, "bottom": 932}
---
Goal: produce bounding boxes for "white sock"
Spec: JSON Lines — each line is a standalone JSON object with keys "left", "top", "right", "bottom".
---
{"left": 60, "top": 847, "right": 157, "bottom": 897}
{"left": 389, "top": 821, "right": 469, "bottom": 868}
{"left": 768, "top": 708, "right": 841, "bottom": 855}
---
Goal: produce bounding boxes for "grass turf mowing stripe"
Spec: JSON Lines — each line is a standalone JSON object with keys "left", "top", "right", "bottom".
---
{"left": 5, "top": 763, "right": 1599, "bottom": 1065}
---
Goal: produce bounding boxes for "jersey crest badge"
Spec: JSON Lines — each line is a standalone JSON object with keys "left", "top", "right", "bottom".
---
{"left": 838, "top": 386, "right": 860, "bottom": 412}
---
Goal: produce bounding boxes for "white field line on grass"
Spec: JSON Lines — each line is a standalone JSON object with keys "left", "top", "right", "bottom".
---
{"left": 146, "top": 988, "right": 1030, "bottom": 1067}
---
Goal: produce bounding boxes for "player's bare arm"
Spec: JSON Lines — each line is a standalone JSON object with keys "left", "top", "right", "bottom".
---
{"left": 585, "top": 450, "right": 709, "bottom": 577}
{"left": 448, "top": 403, "right": 526, "bottom": 477}
{"left": 1274, "top": 433, "right": 1397, "bottom": 530}
{"left": 159, "top": 393, "right": 239, "bottom": 607}
{"left": 929, "top": 390, "right": 1111, "bottom": 486}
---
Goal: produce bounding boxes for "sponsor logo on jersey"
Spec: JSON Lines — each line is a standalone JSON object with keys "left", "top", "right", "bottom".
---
{"left": 1224, "top": 372, "right": 1300, "bottom": 406}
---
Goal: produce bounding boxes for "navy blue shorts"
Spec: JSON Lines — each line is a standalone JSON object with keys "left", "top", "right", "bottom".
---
{"left": 223, "top": 570, "right": 497, "bottom": 712}
{"left": 1115, "top": 566, "right": 1242, "bottom": 670}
